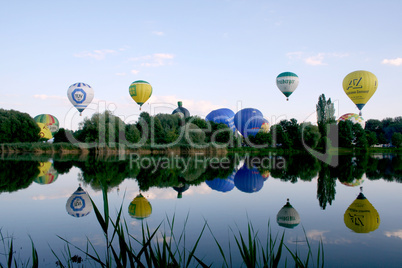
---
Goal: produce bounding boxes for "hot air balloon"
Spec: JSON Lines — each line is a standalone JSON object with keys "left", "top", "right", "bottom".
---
{"left": 67, "top": 82, "right": 94, "bottom": 116}
{"left": 37, "top": 122, "right": 53, "bottom": 140}
{"left": 66, "top": 185, "right": 93, "bottom": 218}
{"left": 205, "top": 108, "right": 236, "bottom": 132}
{"left": 276, "top": 72, "right": 299, "bottom": 101}
{"left": 129, "top": 80, "right": 152, "bottom": 110}
{"left": 128, "top": 193, "right": 152, "bottom": 219}
{"left": 344, "top": 187, "right": 380, "bottom": 233}
{"left": 173, "top": 183, "right": 190, "bottom": 199}
{"left": 206, "top": 171, "right": 236, "bottom": 193}
{"left": 276, "top": 198, "right": 301, "bottom": 229}
{"left": 234, "top": 164, "right": 264, "bottom": 193}
{"left": 337, "top": 113, "right": 365, "bottom": 129}
{"left": 35, "top": 161, "right": 58, "bottom": 185}
{"left": 34, "top": 114, "right": 59, "bottom": 134}
{"left": 234, "top": 108, "right": 264, "bottom": 138}
{"left": 259, "top": 118, "right": 270, "bottom": 133}
{"left": 172, "top": 101, "right": 190, "bottom": 118}
{"left": 342, "top": 70, "right": 378, "bottom": 116}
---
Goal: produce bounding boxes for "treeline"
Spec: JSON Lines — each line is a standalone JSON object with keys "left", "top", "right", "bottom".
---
{"left": 1, "top": 105, "right": 401, "bottom": 150}
{"left": 1, "top": 154, "right": 401, "bottom": 210}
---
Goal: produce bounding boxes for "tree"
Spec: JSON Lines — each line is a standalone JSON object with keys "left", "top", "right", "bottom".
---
{"left": 53, "top": 128, "right": 73, "bottom": 143}
{"left": 0, "top": 109, "right": 40, "bottom": 143}
{"left": 366, "top": 131, "right": 378, "bottom": 146}
{"left": 300, "top": 122, "right": 321, "bottom": 149}
{"left": 77, "top": 111, "right": 126, "bottom": 145}
{"left": 392, "top": 132, "right": 402, "bottom": 148}
{"left": 338, "top": 121, "right": 354, "bottom": 148}
{"left": 316, "top": 94, "right": 336, "bottom": 148}
{"left": 353, "top": 123, "right": 368, "bottom": 149}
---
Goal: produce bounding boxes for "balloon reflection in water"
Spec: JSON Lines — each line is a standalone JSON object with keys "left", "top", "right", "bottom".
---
{"left": 234, "top": 164, "right": 264, "bottom": 193}
{"left": 66, "top": 185, "right": 93, "bottom": 218}
{"left": 35, "top": 161, "right": 58, "bottom": 185}
{"left": 344, "top": 187, "right": 380, "bottom": 233}
{"left": 341, "top": 178, "right": 364, "bottom": 187}
{"left": 173, "top": 184, "right": 190, "bottom": 199}
{"left": 128, "top": 193, "right": 152, "bottom": 219}
{"left": 206, "top": 171, "right": 235, "bottom": 193}
{"left": 276, "top": 199, "right": 301, "bottom": 229}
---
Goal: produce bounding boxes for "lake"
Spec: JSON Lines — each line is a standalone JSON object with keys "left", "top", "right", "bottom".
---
{"left": 0, "top": 152, "right": 401, "bottom": 267}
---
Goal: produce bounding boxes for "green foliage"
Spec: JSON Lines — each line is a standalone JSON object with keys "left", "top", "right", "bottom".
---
{"left": 316, "top": 94, "right": 336, "bottom": 138}
{"left": 53, "top": 128, "right": 73, "bottom": 143}
{"left": 0, "top": 109, "right": 40, "bottom": 143}
{"left": 392, "top": 132, "right": 402, "bottom": 148}
{"left": 76, "top": 111, "right": 126, "bottom": 145}
{"left": 0, "top": 160, "right": 38, "bottom": 193}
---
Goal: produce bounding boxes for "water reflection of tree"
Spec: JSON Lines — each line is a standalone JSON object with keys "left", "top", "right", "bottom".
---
{"left": 334, "top": 155, "right": 368, "bottom": 185}
{"left": 136, "top": 156, "right": 236, "bottom": 191}
{"left": 269, "top": 154, "right": 320, "bottom": 183}
{"left": 0, "top": 160, "right": 39, "bottom": 193}
{"left": 74, "top": 156, "right": 139, "bottom": 191}
{"left": 366, "top": 155, "right": 402, "bottom": 182}
{"left": 317, "top": 163, "right": 336, "bottom": 210}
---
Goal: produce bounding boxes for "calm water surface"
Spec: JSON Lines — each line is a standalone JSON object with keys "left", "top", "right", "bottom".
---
{"left": 0, "top": 153, "right": 401, "bottom": 267}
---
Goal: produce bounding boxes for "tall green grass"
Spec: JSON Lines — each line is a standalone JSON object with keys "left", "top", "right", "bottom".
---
{"left": 1, "top": 190, "right": 324, "bottom": 267}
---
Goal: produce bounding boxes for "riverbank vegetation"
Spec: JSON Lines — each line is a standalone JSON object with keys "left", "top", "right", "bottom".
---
{"left": 1, "top": 93, "right": 401, "bottom": 156}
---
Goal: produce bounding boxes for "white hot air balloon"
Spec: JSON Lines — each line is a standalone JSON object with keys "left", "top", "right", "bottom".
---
{"left": 67, "top": 82, "right": 94, "bottom": 116}
{"left": 66, "top": 185, "right": 93, "bottom": 218}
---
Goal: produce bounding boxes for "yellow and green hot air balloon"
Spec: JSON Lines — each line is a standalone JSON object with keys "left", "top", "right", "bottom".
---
{"left": 37, "top": 122, "right": 53, "bottom": 140}
{"left": 129, "top": 80, "right": 152, "bottom": 110}
{"left": 34, "top": 114, "right": 59, "bottom": 134}
{"left": 128, "top": 193, "right": 152, "bottom": 219}
{"left": 342, "top": 70, "right": 378, "bottom": 116}
{"left": 344, "top": 188, "right": 380, "bottom": 233}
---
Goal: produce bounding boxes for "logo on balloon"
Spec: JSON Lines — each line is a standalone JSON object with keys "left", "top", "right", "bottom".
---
{"left": 346, "top": 77, "right": 363, "bottom": 90}
{"left": 72, "top": 88, "right": 87, "bottom": 103}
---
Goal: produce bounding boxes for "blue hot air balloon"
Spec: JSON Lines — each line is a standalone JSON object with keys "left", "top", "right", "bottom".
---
{"left": 234, "top": 108, "right": 264, "bottom": 138}
{"left": 206, "top": 171, "right": 236, "bottom": 193}
{"left": 205, "top": 108, "right": 236, "bottom": 133}
{"left": 234, "top": 164, "right": 264, "bottom": 193}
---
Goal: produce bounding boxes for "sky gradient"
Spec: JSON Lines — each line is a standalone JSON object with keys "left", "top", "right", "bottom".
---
{"left": 1, "top": 0, "right": 401, "bottom": 130}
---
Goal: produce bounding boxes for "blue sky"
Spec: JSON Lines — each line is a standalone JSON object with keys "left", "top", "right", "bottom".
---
{"left": 1, "top": 0, "right": 401, "bottom": 130}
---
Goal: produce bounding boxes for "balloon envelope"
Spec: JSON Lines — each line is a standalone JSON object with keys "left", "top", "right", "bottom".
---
{"left": 35, "top": 162, "right": 58, "bottom": 185}
{"left": 129, "top": 80, "right": 152, "bottom": 109}
{"left": 259, "top": 118, "right": 270, "bottom": 133}
{"left": 66, "top": 186, "right": 93, "bottom": 218}
{"left": 34, "top": 114, "right": 59, "bottom": 134}
{"left": 344, "top": 192, "right": 380, "bottom": 233}
{"left": 172, "top": 101, "right": 190, "bottom": 118}
{"left": 342, "top": 70, "right": 378, "bottom": 113}
{"left": 337, "top": 113, "right": 365, "bottom": 129}
{"left": 128, "top": 193, "right": 152, "bottom": 219}
{"left": 276, "top": 72, "right": 299, "bottom": 100}
{"left": 67, "top": 82, "right": 94, "bottom": 115}
{"left": 206, "top": 171, "right": 235, "bottom": 193}
{"left": 277, "top": 199, "right": 301, "bottom": 229}
{"left": 234, "top": 108, "right": 264, "bottom": 138}
{"left": 37, "top": 123, "right": 53, "bottom": 139}
{"left": 205, "top": 108, "right": 236, "bottom": 132}
{"left": 234, "top": 164, "right": 264, "bottom": 193}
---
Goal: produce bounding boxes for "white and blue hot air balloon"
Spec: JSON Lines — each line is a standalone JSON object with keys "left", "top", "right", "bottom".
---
{"left": 66, "top": 185, "right": 93, "bottom": 218}
{"left": 205, "top": 108, "right": 236, "bottom": 133}
{"left": 67, "top": 82, "right": 94, "bottom": 116}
